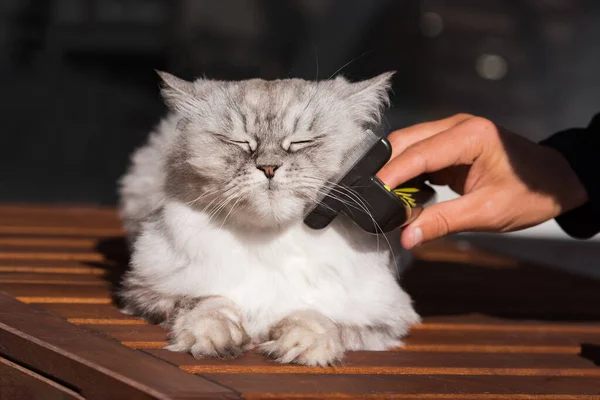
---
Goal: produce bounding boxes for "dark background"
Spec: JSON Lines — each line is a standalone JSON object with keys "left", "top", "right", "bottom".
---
{"left": 1, "top": 0, "right": 599, "bottom": 205}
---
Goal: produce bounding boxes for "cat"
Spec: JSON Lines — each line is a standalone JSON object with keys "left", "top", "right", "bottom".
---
{"left": 117, "top": 70, "right": 420, "bottom": 366}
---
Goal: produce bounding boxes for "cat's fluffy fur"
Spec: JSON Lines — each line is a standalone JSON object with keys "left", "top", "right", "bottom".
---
{"left": 117, "top": 71, "right": 420, "bottom": 366}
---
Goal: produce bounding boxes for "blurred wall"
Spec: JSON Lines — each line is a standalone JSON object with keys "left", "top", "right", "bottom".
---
{"left": 0, "top": 0, "right": 598, "bottom": 206}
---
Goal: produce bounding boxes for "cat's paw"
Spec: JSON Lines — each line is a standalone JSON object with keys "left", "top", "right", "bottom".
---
{"left": 165, "top": 297, "right": 250, "bottom": 359}
{"left": 260, "top": 310, "right": 344, "bottom": 366}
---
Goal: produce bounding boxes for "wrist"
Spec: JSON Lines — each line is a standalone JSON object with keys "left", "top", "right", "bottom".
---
{"left": 545, "top": 146, "right": 590, "bottom": 214}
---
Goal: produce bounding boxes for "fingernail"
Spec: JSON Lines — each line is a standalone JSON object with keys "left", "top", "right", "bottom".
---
{"left": 408, "top": 227, "right": 423, "bottom": 248}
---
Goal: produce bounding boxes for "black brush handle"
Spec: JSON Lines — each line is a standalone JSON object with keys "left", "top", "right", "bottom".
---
{"left": 304, "top": 136, "right": 436, "bottom": 233}
{"left": 304, "top": 137, "right": 392, "bottom": 230}
{"left": 343, "top": 175, "right": 436, "bottom": 233}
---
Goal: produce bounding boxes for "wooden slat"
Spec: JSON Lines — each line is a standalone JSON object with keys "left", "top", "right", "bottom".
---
{"left": 80, "top": 323, "right": 167, "bottom": 337}
{"left": 247, "top": 396, "right": 600, "bottom": 400}
{"left": 0, "top": 216, "right": 118, "bottom": 228}
{"left": 405, "top": 329, "right": 600, "bottom": 347}
{"left": 0, "top": 271, "right": 108, "bottom": 282}
{"left": 0, "top": 203, "right": 117, "bottom": 217}
{"left": 17, "top": 297, "right": 112, "bottom": 304}
{"left": 147, "top": 349, "right": 599, "bottom": 376}
{"left": 400, "top": 344, "right": 582, "bottom": 354}
{"left": 0, "top": 226, "right": 123, "bottom": 236}
{"left": 203, "top": 374, "right": 600, "bottom": 397}
{"left": 106, "top": 329, "right": 168, "bottom": 342}
{"left": 0, "top": 291, "right": 239, "bottom": 399}
{"left": 412, "top": 240, "right": 520, "bottom": 268}
{"left": 3, "top": 283, "right": 110, "bottom": 299}
{"left": 68, "top": 318, "right": 146, "bottom": 325}
{"left": 0, "top": 356, "right": 85, "bottom": 400}
{"left": 78, "top": 323, "right": 170, "bottom": 344}
{"left": 0, "top": 237, "right": 99, "bottom": 248}
{"left": 413, "top": 323, "right": 600, "bottom": 334}
{"left": 0, "top": 245, "right": 105, "bottom": 254}
{"left": 0, "top": 205, "right": 120, "bottom": 230}
{"left": 0, "top": 265, "right": 107, "bottom": 275}
{"left": 0, "top": 252, "right": 105, "bottom": 262}
{"left": 409, "top": 282, "right": 600, "bottom": 298}
{"left": 0, "top": 270, "right": 109, "bottom": 286}
{"left": 125, "top": 341, "right": 581, "bottom": 354}
{"left": 188, "top": 365, "right": 600, "bottom": 377}
{"left": 243, "top": 394, "right": 600, "bottom": 400}
{"left": 414, "top": 304, "right": 600, "bottom": 320}
{"left": 39, "top": 303, "right": 132, "bottom": 319}
{"left": 0, "top": 219, "right": 119, "bottom": 232}
{"left": 0, "top": 279, "right": 107, "bottom": 286}
{"left": 424, "top": 313, "right": 600, "bottom": 325}
{"left": 406, "top": 262, "right": 599, "bottom": 288}
{"left": 124, "top": 341, "right": 167, "bottom": 349}
{"left": 409, "top": 290, "right": 600, "bottom": 304}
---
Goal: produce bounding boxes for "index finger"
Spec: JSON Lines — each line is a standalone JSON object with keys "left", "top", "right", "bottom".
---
{"left": 387, "top": 113, "right": 472, "bottom": 159}
{"left": 377, "top": 117, "right": 490, "bottom": 188}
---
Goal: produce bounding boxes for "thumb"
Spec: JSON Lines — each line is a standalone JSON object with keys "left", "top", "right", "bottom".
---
{"left": 401, "top": 192, "right": 488, "bottom": 249}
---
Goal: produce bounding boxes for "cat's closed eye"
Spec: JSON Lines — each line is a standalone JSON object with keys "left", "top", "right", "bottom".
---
{"left": 287, "top": 139, "right": 316, "bottom": 152}
{"left": 212, "top": 133, "right": 254, "bottom": 152}
{"left": 230, "top": 140, "right": 253, "bottom": 152}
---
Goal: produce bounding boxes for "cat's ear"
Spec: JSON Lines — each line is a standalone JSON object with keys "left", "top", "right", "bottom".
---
{"left": 156, "top": 70, "right": 198, "bottom": 114}
{"left": 341, "top": 71, "right": 395, "bottom": 125}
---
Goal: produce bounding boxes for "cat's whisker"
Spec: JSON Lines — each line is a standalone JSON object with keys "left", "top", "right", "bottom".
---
{"left": 335, "top": 186, "right": 398, "bottom": 275}
{"left": 294, "top": 180, "right": 381, "bottom": 232}
{"left": 196, "top": 184, "right": 239, "bottom": 214}
{"left": 179, "top": 184, "right": 247, "bottom": 251}
{"left": 323, "top": 182, "right": 397, "bottom": 269}
{"left": 174, "top": 185, "right": 241, "bottom": 250}
{"left": 205, "top": 191, "right": 240, "bottom": 226}
{"left": 198, "top": 196, "right": 222, "bottom": 218}
{"left": 294, "top": 176, "right": 397, "bottom": 264}
{"left": 310, "top": 188, "right": 395, "bottom": 270}
{"left": 220, "top": 194, "right": 245, "bottom": 229}
{"left": 186, "top": 188, "right": 222, "bottom": 207}
{"left": 301, "top": 191, "right": 346, "bottom": 220}
{"left": 188, "top": 183, "right": 238, "bottom": 205}
{"left": 206, "top": 184, "right": 252, "bottom": 226}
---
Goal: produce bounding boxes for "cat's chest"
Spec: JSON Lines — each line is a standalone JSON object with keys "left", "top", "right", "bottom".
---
{"left": 157, "top": 203, "right": 394, "bottom": 298}
{"left": 174, "top": 228, "right": 366, "bottom": 313}
{"left": 184, "top": 224, "right": 342, "bottom": 273}
{"left": 166, "top": 220, "right": 375, "bottom": 292}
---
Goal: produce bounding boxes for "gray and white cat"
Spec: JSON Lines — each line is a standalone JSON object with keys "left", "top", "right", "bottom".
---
{"left": 117, "top": 71, "right": 420, "bottom": 366}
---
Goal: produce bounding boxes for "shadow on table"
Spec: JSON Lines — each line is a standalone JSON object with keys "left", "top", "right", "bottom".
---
{"left": 403, "top": 238, "right": 600, "bottom": 323}
{"left": 580, "top": 344, "right": 600, "bottom": 366}
{"left": 89, "top": 237, "right": 131, "bottom": 309}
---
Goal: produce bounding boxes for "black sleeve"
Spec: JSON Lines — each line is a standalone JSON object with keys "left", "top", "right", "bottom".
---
{"left": 538, "top": 113, "right": 600, "bottom": 239}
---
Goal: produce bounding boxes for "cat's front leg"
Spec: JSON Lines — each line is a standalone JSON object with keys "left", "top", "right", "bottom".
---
{"left": 260, "top": 310, "right": 345, "bottom": 366}
{"left": 117, "top": 275, "right": 178, "bottom": 325}
{"left": 166, "top": 296, "right": 251, "bottom": 359}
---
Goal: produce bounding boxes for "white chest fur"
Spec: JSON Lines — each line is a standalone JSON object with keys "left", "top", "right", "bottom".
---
{"left": 132, "top": 201, "right": 409, "bottom": 337}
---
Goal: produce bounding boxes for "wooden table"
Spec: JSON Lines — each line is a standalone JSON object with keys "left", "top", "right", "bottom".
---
{"left": 1, "top": 204, "right": 599, "bottom": 399}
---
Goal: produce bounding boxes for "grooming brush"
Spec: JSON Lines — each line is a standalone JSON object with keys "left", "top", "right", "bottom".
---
{"left": 303, "top": 129, "right": 436, "bottom": 233}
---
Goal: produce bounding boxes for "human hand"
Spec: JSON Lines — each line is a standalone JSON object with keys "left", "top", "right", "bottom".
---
{"left": 377, "top": 114, "right": 589, "bottom": 249}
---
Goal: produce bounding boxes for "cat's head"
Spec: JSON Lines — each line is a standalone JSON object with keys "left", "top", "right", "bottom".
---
{"left": 160, "top": 71, "right": 394, "bottom": 228}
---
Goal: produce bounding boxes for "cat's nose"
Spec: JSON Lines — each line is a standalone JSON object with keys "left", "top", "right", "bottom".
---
{"left": 257, "top": 164, "right": 280, "bottom": 179}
